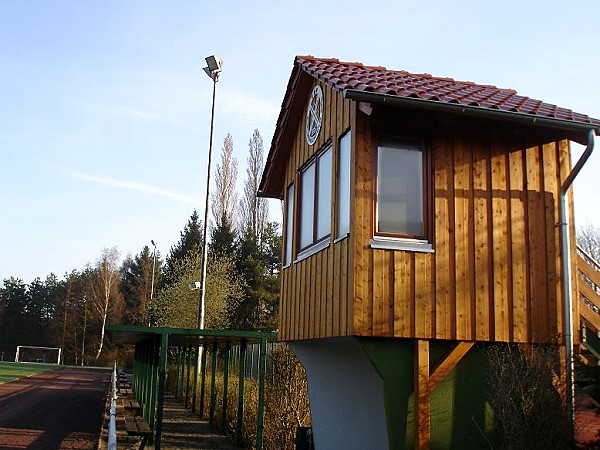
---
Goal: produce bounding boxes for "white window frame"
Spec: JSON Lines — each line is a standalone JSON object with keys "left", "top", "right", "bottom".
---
{"left": 371, "top": 136, "right": 433, "bottom": 252}
{"left": 284, "top": 183, "right": 294, "bottom": 267}
{"left": 297, "top": 143, "right": 333, "bottom": 260}
{"left": 336, "top": 130, "right": 351, "bottom": 241}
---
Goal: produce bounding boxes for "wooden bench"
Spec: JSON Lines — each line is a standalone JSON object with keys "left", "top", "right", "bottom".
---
{"left": 119, "top": 388, "right": 133, "bottom": 397}
{"left": 124, "top": 415, "right": 151, "bottom": 450}
{"left": 119, "top": 398, "right": 142, "bottom": 416}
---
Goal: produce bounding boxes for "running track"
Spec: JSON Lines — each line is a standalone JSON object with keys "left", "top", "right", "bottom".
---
{"left": 0, "top": 367, "right": 111, "bottom": 449}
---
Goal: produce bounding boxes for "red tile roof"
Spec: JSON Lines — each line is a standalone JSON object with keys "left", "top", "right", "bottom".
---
{"left": 259, "top": 56, "right": 599, "bottom": 198}
{"left": 296, "top": 56, "right": 600, "bottom": 128}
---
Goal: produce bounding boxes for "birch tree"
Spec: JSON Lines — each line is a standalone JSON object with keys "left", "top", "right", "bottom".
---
{"left": 90, "top": 246, "right": 120, "bottom": 361}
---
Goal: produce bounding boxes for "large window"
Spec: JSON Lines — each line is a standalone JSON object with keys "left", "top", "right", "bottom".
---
{"left": 376, "top": 138, "right": 429, "bottom": 240}
{"left": 299, "top": 144, "right": 332, "bottom": 253}
{"left": 337, "top": 130, "right": 351, "bottom": 239}
{"left": 284, "top": 183, "right": 294, "bottom": 266}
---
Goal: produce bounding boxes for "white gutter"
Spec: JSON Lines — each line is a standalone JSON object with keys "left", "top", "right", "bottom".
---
{"left": 560, "top": 129, "right": 595, "bottom": 431}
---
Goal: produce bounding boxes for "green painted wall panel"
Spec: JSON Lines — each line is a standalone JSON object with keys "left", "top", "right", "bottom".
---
{"left": 358, "top": 338, "right": 494, "bottom": 450}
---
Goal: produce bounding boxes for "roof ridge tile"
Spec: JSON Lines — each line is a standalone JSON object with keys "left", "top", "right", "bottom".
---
{"left": 293, "top": 55, "right": 600, "bottom": 129}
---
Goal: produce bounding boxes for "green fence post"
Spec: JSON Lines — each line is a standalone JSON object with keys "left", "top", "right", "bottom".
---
{"left": 185, "top": 346, "right": 192, "bottom": 408}
{"left": 256, "top": 336, "right": 268, "bottom": 450}
{"left": 174, "top": 347, "right": 181, "bottom": 399}
{"left": 209, "top": 342, "right": 218, "bottom": 424}
{"left": 222, "top": 342, "right": 230, "bottom": 430}
{"left": 154, "top": 331, "right": 169, "bottom": 450}
{"left": 200, "top": 344, "right": 208, "bottom": 417}
{"left": 148, "top": 336, "right": 159, "bottom": 433}
{"left": 236, "top": 339, "right": 247, "bottom": 443}
{"left": 191, "top": 345, "right": 199, "bottom": 413}
{"left": 179, "top": 347, "right": 186, "bottom": 403}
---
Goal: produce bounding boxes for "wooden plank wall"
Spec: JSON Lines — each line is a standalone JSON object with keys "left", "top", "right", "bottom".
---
{"left": 279, "top": 81, "right": 352, "bottom": 341}
{"left": 351, "top": 113, "right": 578, "bottom": 343}
{"left": 278, "top": 86, "right": 578, "bottom": 344}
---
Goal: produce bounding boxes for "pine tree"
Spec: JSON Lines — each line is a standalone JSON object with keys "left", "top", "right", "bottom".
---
{"left": 163, "top": 210, "right": 203, "bottom": 284}
{"left": 259, "top": 222, "right": 282, "bottom": 330}
{"left": 0, "top": 277, "right": 31, "bottom": 358}
{"left": 120, "top": 245, "right": 162, "bottom": 325}
{"left": 233, "top": 228, "right": 264, "bottom": 329}
{"left": 210, "top": 211, "right": 237, "bottom": 258}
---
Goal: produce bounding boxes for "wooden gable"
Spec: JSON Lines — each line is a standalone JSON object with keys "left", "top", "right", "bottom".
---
{"left": 261, "top": 56, "right": 599, "bottom": 344}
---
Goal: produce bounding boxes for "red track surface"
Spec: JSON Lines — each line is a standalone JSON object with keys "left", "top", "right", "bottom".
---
{"left": 0, "top": 366, "right": 111, "bottom": 450}
{"left": 576, "top": 390, "right": 600, "bottom": 447}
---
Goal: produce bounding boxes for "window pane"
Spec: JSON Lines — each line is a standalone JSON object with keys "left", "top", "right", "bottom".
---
{"left": 337, "top": 131, "right": 351, "bottom": 238}
{"left": 377, "top": 141, "right": 423, "bottom": 236}
{"left": 285, "top": 184, "right": 294, "bottom": 265}
{"left": 300, "top": 162, "right": 315, "bottom": 249}
{"left": 316, "top": 146, "right": 332, "bottom": 240}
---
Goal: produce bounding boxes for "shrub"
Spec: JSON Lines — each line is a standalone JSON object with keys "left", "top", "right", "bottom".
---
{"left": 171, "top": 344, "right": 310, "bottom": 449}
{"left": 484, "top": 343, "right": 571, "bottom": 449}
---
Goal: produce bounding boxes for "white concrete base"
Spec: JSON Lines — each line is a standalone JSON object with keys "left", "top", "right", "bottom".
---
{"left": 291, "top": 337, "right": 389, "bottom": 450}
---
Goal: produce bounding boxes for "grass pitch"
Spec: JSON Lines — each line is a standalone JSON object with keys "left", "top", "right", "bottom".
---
{"left": 0, "top": 361, "right": 60, "bottom": 384}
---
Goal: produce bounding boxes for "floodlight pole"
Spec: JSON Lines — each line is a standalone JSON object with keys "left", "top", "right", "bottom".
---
{"left": 150, "top": 240, "right": 157, "bottom": 326}
{"left": 197, "top": 56, "right": 221, "bottom": 333}
{"left": 194, "top": 55, "right": 221, "bottom": 410}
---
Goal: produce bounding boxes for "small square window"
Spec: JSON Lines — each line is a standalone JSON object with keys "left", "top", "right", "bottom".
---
{"left": 375, "top": 137, "right": 431, "bottom": 242}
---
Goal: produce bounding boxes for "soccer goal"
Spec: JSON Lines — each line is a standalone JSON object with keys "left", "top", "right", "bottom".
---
{"left": 15, "top": 346, "right": 62, "bottom": 364}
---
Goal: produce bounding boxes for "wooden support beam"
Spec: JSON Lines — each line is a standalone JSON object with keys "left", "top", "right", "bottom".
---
{"left": 414, "top": 340, "right": 474, "bottom": 450}
{"left": 429, "top": 342, "right": 474, "bottom": 391}
{"left": 414, "top": 340, "right": 430, "bottom": 450}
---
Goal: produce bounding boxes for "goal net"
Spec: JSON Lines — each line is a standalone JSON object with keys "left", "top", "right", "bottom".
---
{"left": 15, "top": 346, "right": 62, "bottom": 364}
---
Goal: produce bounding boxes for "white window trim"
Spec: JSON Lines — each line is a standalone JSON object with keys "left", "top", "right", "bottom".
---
{"left": 370, "top": 236, "right": 434, "bottom": 253}
{"left": 296, "top": 238, "right": 330, "bottom": 263}
{"left": 298, "top": 142, "right": 333, "bottom": 254}
{"left": 337, "top": 130, "right": 351, "bottom": 240}
{"left": 283, "top": 183, "right": 295, "bottom": 269}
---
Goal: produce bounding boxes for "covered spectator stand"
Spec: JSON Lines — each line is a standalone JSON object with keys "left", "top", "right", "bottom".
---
{"left": 107, "top": 324, "right": 277, "bottom": 450}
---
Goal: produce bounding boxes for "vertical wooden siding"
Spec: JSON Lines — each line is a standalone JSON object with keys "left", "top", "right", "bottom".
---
{"left": 278, "top": 82, "right": 352, "bottom": 341}
{"left": 279, "top": 90, "right": 577, "bottom": 344}
{"left": 352, "top": 115, "right": 577, "bottom": 343}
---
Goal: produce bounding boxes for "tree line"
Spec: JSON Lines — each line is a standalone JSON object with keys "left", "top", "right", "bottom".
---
{"left": 0, "top": 129, "right": 281, "bottom": 365}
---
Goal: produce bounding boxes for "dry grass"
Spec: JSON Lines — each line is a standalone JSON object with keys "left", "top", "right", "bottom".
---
{"left": 167, "top": 345, "right": 310, "bottom": 449}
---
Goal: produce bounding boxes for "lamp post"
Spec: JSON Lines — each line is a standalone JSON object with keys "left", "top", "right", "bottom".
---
{"left": 197, "top": 55, "right": 222, "bottom": 332}
{"left": 191, "top": 55, "right": 222, "bottom": 412}
{"left": 150, "top": 239, "right": 157, "bottom": 326}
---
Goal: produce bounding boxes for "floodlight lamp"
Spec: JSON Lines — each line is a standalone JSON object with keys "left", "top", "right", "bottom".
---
{"left": 188, "top": 281, "right": 201, "bottom": 290}
{"left": 151, "top": 239, "right": 156, "bottom": 246}
{"left": 206, "top": 55, "right": 222, "bottom": 72}
{"left": 203, "top": 55, "right": 223, "bottom": 80}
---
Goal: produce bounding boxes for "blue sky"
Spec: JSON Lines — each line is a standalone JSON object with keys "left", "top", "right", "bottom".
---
{"left": 1, "top": 0, "right": 599, "bottom": 282}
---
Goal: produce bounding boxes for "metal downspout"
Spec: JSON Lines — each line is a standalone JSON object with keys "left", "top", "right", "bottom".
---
{"left": 560, "top": 129, "right": 595, "bottom": 431}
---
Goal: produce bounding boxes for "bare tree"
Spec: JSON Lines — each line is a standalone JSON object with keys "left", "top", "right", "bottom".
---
{"left": 241, "top": 129, "right": 268, "bottom": 243}
{"left": 90, "top": 247, "right": 120, "bottom": 361}
{"left": 211, "top": 133, "right": 239, "bottom": 228}
{"left": 577, "top": 222, "right": 600, "bottom": 261}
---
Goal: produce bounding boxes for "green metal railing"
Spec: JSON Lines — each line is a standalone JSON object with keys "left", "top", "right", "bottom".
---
{"left": 107, "top": 324, "right": 277, "bottom": 450}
